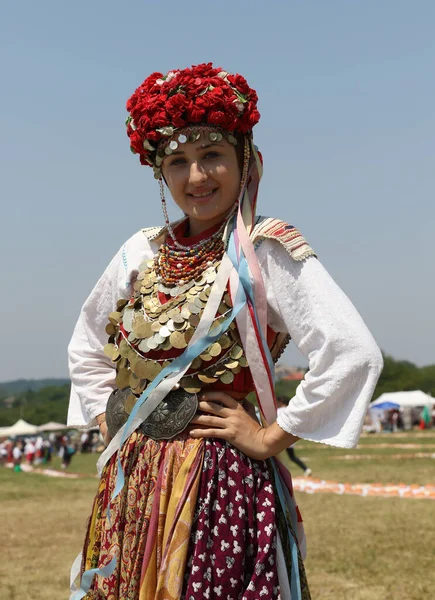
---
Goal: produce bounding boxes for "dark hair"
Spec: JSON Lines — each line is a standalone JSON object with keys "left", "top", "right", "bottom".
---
{"left": 276, "top": 396, "right": 289, "bottom": 405}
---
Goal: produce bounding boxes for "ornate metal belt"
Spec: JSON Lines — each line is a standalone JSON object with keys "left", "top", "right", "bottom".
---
{"left": 105, "top": 387, "right": 198, "bottom": 441}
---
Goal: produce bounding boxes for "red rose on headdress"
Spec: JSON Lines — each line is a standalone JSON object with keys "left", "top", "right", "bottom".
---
{"left": 192, "top": 62, "right": 216, "bottom": 77}
{"left": 240, "top": 108, "right": 261, "bottom": 132}
{"left": 207, "top": 110, "right": 227, "bottom": 128}
{"left": 196, "top": 88, "right": 224, "bottom": 110}
{"left": 171, "top": 114, "right": 186, "bottom": 128}
{"left": 143, "top": 72, "right": 164, "bottom": 91}
{"left": 227, "top": 74, "right": 250, "bottom": 96}
{"left": 166, "top": 94, "right": 188, "bottom": 118}
{"left": 151, "top": 110, "right": 168, "bottom": 129}
{"left": 147, "top": 129, "right": 160, "bottom": 142}
{"left": 188, "top": 102, "right": 206, "bottom": 123}
{"left": 129, "top": 130, "right": 144, "bottom": 154}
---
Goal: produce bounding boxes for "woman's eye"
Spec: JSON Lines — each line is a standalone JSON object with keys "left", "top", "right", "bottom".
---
{"left": 204, "top": 151, "right": 220, "bottom": 159}
{"left": 169, "top": 157, "right": 186, "bottom": 166}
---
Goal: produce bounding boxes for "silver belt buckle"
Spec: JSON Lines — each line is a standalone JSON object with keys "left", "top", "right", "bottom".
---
{"left": 105, "top": 388, "right": 198, "bottom": 441}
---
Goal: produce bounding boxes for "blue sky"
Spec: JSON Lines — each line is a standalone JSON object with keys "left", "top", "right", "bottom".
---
{"left": 1, "top": 1, "right": 434, "bottom": 380}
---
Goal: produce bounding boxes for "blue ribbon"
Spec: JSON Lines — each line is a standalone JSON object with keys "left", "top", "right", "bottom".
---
{"left": 271, "top": 460, "right": 302, "bottom": 599}
{"left": 71, "top": 557, "right": 117, "bottom": 600}
{"left": 227, "top": 235, "right": 275, "bottom": 384}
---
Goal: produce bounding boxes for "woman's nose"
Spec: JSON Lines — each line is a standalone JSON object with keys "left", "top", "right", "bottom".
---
{"left": 189, "top": 161, "right": 207, "bottom": 185}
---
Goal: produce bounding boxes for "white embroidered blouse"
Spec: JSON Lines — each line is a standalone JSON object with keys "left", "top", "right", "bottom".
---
{"left": 67, "top": 228, "right": 383, "bottom": 449}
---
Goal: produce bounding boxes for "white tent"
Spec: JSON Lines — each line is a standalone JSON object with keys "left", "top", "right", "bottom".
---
{"left": 0, "top": 419, "right": 39, "bottom": 437}
{"left": 371, "top": 391, "right": 433, "bottom": 409}
{"left": 38, "top": 421, "right": 68, "bottom": 432}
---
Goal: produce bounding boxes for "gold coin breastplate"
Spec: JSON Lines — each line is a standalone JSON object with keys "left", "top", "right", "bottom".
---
{"left": 104, "top": 258, "right": 250, "bottom": 398}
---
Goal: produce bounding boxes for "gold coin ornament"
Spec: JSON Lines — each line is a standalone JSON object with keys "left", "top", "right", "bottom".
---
{"left": 124, "top": 394, "right": 137, "bottom": 415}
{"left": 198, "top": 374, "right": 219, "bottom": 384}
{"left": 209, "top": 342, "right": 222, "bottom": 357}
{"left": 170, "top": 331, "right": 188, "bottom": 349}
{"left": 105, "top": 323, "right": 117, "bottom": 336}
{"left": 103, "top": 257, "right": 264, "bottom": 396}
{"left": 230, "top": 344, "right": 244, "bottom": 360}
{"left": 220, "top": 371, "right": 235, "bottom": 384}
{"left": 104, "top": 343, "right": 116, "bottom": 359}
{"left": 133, "top": 359, "right": 150, "bottom": 379}
{"left": 108, "top": 311, "right": 122, "bottom": 325}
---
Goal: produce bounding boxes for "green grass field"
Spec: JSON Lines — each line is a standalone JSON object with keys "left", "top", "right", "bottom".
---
{"left": 1, "top": 430, "right": 434, "bottom": 599}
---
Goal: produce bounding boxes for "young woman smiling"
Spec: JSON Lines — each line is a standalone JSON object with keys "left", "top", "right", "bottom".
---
{"left": 162, "top": 136, "right": 241, "bottom": 235}
{"left": 68, "top": 63, "right": 383, "bottom": 600}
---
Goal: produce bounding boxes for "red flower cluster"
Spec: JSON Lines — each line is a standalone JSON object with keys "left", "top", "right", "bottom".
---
{"left": 126, "top": 63, "right": 260, "bottom": 166}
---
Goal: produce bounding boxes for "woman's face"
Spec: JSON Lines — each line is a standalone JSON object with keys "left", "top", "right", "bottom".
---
{"left": 161, "top": 133, "right": 241, "bottom": 235}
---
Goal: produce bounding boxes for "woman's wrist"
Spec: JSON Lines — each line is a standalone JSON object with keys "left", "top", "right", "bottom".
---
{"left": 95, "top": 413, "right": 106, "bottom": 426}
{"left": 261, "top": 422, "right": 299, "bottom": 459}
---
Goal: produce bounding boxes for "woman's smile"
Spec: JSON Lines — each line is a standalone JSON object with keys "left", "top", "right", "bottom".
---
{"left": 188, "top": 187, "right": 219, "bottom": 203}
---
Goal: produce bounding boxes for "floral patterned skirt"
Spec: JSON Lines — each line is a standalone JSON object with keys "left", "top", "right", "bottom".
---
{"left": 82, "top": 431, "right": 310, "bottom": 599}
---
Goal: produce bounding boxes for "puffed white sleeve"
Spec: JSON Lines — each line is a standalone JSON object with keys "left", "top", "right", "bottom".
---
{"left": 67, "top": 231, "right": 155, "bottom": 428}
{"left": 258, "top": 239, "right": 383, "bottom": 448}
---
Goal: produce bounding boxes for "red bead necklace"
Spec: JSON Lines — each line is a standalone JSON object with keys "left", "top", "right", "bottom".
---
{"left": 155, "top": 235, "right": 224, "bottom": 285}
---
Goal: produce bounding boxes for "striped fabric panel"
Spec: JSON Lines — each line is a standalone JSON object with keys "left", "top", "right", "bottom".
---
{"left": 251, "top": 217, "right": 316, "bottom": 261}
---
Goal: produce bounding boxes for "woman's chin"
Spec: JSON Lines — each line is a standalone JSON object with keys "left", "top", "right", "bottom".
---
{"left": 188, "top": 200, "right": 222, "bottom": 221}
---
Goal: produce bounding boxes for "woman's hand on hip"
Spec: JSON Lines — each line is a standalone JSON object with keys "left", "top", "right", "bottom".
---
{"left": 189, "top": 391, "right": 269, "bottom": 460}
{"left": 189, "top": 391, "right": 300, "bottom": 460}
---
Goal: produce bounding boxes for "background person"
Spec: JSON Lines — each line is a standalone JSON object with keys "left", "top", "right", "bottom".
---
{"left": 276, "top": 396, "right": 312, "bottom": 476}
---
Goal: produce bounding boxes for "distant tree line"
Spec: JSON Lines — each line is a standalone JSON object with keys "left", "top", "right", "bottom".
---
{"left": 0, "top": 378, "right": 69, "bottom": 396}
{"left": 0, "top": 354, "right": 433, "bottom": 426}
{"left": 375, "top": 354, "right": 434, "bottom": 398}
{"left": 0, "top": 384, "right": 70, "bottom": 426}
{"left": 262, "top": 353, "right": 435, "bottom": 402}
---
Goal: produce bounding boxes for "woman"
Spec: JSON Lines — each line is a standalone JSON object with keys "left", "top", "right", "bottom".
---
{"left": 68, "top": 63, "right": 383, "bottom": 599}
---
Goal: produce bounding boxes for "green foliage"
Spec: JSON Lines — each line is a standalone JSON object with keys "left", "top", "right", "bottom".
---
{"left": 0, "top": 378, "right": 69, "bottom": 396}
{"left": 373, "top": 353, "right": 435, "bottom": 399}
{"left": 0, "top": 384, "right": 70, "bottom": 426}
{"left": 274, "top": 353, "right": 435, "bottom": 402}
{"left": 275, "top": 379, "right": 300, "bottom": 400}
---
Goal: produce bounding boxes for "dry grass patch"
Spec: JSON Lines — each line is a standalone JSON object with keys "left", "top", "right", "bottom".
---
{"left": 299, "top": 493, "right": 435, "bottom": 600}
{"left": 292, "top": 429, "right": 435, "bottom": 485}
{"left": 1, "top": 470, "right": 97, "bottom": 600}
{"left": 1, "top": 430, "right": 434, "bottom": 599}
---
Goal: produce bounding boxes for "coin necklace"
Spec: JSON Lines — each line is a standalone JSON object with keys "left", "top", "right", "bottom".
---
{"left": 154, "top": 212, "right": 233, "bottom": 286}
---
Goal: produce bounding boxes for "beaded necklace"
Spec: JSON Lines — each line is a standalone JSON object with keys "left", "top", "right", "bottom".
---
{"left": 154, "top": 210, "right": 233, "bottom": 286}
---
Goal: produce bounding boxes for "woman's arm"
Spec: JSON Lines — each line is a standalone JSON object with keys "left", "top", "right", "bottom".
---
{"left": 67, "top": 231, "right": 154, "bottom": 429}
{"left": 191, "top": 240, "right": 382, "bottom": 457}
{"left": 191, "top": 392, "right": 298, "bottom": 460}
{"left": 260, "top": 240, "right": 383, "bottom": 449}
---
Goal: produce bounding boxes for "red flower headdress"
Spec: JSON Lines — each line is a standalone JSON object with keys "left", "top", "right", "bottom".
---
{"left": 126, "top": 63, "right": 260, "bottom": 171}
